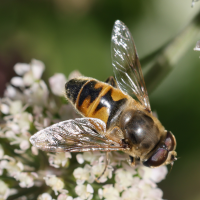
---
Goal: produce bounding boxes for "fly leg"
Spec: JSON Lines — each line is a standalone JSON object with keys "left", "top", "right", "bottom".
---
{"left": 96, "top": 152, "right": 109, "bottom": 182}
{"left": 129, "top": 156, "right": 136, "bottom": 166}
{"left": 129, "top": 156, "right": 140, "bottom": 167}
{"left": 105, "top": 76, "right": 118, "bottom": 88}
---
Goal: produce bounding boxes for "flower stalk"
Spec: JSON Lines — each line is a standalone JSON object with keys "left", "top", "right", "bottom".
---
{"left": 142, "top": 11, "right": 200, "bottom": 93}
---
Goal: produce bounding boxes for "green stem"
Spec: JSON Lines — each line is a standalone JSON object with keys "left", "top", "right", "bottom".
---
{"left": 143, "top": 11, "right": 200, "bottom": 93}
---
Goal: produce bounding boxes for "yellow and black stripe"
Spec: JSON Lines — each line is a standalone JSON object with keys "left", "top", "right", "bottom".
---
{"left": 65, "top": 78, "right": 129, "bottom": 129}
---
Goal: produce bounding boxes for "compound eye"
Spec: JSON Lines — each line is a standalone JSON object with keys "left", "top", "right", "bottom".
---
{"left": 143, "top": 148, "right": 168, "bottom": 167}
{"left": 165, "top": 131, "right": 176, "bottom": 151}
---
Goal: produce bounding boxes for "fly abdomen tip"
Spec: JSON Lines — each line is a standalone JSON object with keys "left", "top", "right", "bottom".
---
{"left": 65, "top": 79, "right": 87, "bottom": 104}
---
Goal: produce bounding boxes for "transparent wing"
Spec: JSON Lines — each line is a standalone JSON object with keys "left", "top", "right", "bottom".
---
{"left": 30, "top": 118, "right": 127, "bottom": 153}
{"left": 111, "top": 20, "right": 151, "bottom": 111}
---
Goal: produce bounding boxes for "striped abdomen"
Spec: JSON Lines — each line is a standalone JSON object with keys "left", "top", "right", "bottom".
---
{"left": 65, "top": 78, "right": 128, "bottom": 129}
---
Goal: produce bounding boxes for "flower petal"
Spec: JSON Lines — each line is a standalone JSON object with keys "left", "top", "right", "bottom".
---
{"left": 14, "top": 63, "right": 30, "bottom": 75}
{"left": 31, "top": 59, "right": 45, "bottom": 80}
{"left": 49, "top": 73, "right": 67, "bottom": 96}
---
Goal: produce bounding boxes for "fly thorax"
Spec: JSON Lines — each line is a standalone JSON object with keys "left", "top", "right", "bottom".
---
{"left": 119, "top": 109, "right": 160, "bottom": 156}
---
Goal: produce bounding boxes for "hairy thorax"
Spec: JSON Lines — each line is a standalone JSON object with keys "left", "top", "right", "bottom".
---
{"left": 118, "top": 104, "right": 166, "bottom": 159}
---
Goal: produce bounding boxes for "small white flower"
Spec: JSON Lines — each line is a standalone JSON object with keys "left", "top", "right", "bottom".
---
{"left": 34, "top": 115, "right": 51, "bottom": 131}
{"left": 47, "top": 99, "right": 58, "bottom": 115}
{"left": 0, "top": 103, "right": 10, "bottom": 114}
{"left": 7, "top": 127, "right": 31, "bottom": 153}
{"left": 91, "top": 156, "right": 113, "bottom": 183}
{"left": 37, "top": 193, "right": 52, "bottom": 200}
{"left": 102, "top": 184, "right": 121, "bottom": 200}
{"left": 22, "top": 59, "right": 45, "bottom": 87}
{"left": 68, "top": 70, "right": 82, "bottom": 80}
{"left": 23, "top": 71, "right": 35, "bottom": 86}
{"left": 0, "top": 180, "right": 10, "bottom": 200}
{"left": 5, "top": 124, "right": 19, "bottom": 135}
{"left": 31, "top": 146, "right": 39, "bottom": 155}
{"left": 33, "top": 105, "right": 44, "bottom": 115}
{"left": 14, "top": 172, "right": 36, "bottom": 188}
{"left": 73, "top": 198, "right": 83, "bottom": 200}
{"left": 75, "top": 184, "right": 93, "bottom": 200}
{"left": 76, "top": 154, "right": 84, "bottom": 164}
{"left": 25, "top": 81, "right": 49, "bottom": 106}
{"left": 98, "top": 188, "right": 103, "bottom": 199}
{"left": 138, "top": 166, "right": 167, "bottom": 183}
{"left": 19, "top": 140, "right": 30, "bottom": 151}
{"left": 115, "top": 168, "right": 138, "bottom": 192}
{"left": 73, "top": 165, "right": 93, "bottom": 184}
{"left": 4, "top": 85, "right": 16, "bottom": 98}
{"left": 86, "top": 184, "right": 94, "bottom": 193}
{"left": 82, "top": 152, "right": 100, "bottom": 164}
{"left": 14, "top": 63, "right": 30, "bottom": 76}
{"left": 14, "top": 112, "right": 33, "bottom": 132}
{"left": 31, "top": 59, "right": 45, "bottom": 80}
{"left": 137, "top": 179, "right": 163, "bottom": 200}
{"left": 48, "top": 152, "right": 71, "bottom": 168}
{"left": 11, "top": 77, "right": 25, "bottom": 87}
{"left": 4, "top": 85, "right": 24, "bottom": 100}
{"left": 121, "top": 186, "right": 143, "bottom": 200}
{"left": 57, "top": 192, "right": 71, "bottom": 200}
{"left": 49, "top": 73, "right": 67, "bottom": 96}
{"left": 44, "top": 175, "right": 64, "bottom": 195}
{"left": 66, "top": 197, "right": 74, "bottom": 200}
{"left": 9, "top": 100, "right": 23, "bottom": 115}
{"left": 146, "top": 187, "right": 163, "bottom": 200}
{"left": 0, "top": 159, "right": 24, "bottom": 176}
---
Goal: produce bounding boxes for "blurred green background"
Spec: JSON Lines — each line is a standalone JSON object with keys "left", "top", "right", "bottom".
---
{"left": 1, "top": 0, "right": 200, "bottom": 199}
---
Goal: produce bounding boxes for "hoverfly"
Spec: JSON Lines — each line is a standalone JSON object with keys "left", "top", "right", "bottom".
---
{"left": 30, "top": 20, "right": 177, "bottom": 175}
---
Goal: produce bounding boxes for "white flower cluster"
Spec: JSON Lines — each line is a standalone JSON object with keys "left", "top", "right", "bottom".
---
{"left": 0, "top": 60, "right": 167, "bottom": 200}
{"left": 73, "top": 152, "right": 167, "bottom": 200}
